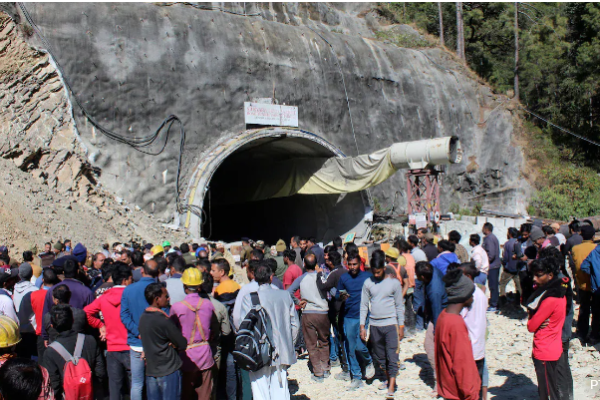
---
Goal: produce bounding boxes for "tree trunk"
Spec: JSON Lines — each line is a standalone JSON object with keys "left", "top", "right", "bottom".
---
{"left": 438, "top": 2, "right": 444, "bottom": 47}
{"left": 456, "top": 2, "right": 465, "bottom": 61}
{"left": 514, "top": 2, "right": 519, "bottom": 101}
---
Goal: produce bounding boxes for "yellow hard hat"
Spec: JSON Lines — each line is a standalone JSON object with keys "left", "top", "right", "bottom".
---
{"left": 181, "top": 267, "right": 203, "bottom": 286}
{"left": 151, "top": 245, "right": 164, "bottom": 256}
{"left": 385, "top": 247, "right": 400, "bottom": 260}
{"left": 0, "top": 316, "right": 21, "bottom": 348}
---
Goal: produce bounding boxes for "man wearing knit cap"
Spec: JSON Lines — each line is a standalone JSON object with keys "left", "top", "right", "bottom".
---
{"left": 434, "top": 269, "right": 481, "bottom": 400}
{"left": 273, "top": 239, "right": 287, "bottom": 280}
{"left": 72, "top": 243, "right": 88, "bottom": 265}
{"left": 13, "top": 263, "right": 37, "bottom": 312}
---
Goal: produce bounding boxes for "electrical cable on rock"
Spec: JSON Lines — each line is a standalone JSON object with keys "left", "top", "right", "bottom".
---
{"left": 18, "top": 2, "right": 193, "bottom": 216}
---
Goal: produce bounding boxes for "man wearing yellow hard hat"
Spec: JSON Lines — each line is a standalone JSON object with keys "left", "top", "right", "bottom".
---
{"left": 385, "top": 247, "right": 410, "bottom": 298}
{"left": 0, "top": 315, "right": 54, "bottom": 398}
{"left": 169, "top": 268, "right": 215, "bottom": 400}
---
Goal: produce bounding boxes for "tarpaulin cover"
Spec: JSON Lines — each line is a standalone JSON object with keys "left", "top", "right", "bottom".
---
{"left": 214, "top": 147, "right": 396, "bottom": 205}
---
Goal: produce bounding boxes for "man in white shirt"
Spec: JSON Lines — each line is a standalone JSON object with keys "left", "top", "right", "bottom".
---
{"left": 469, "top": 234, "right": 489, "bottom": 286}
{"left": 0, "top": 268, "right": 19, "bottom": 324}
{"left": 457, "top": 262, "right": 488, "bottom": 399}
{"left": 551, "top": 223, "right": 567, "bottom": 246}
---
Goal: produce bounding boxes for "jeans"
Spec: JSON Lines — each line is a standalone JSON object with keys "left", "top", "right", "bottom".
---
{"left": 146, "top": 370, "right": 181, "bottom": 400}
{"left": 107, "top": 351, "right": 131, "bottom": 400}
{"left": 488, "top": 268, "right": 500, "bottom": 308}
{"left": 413, "top": 280, "right": 424, "bottom": 330}
{"left": 130, "top": 350, "right": 145, "bottom": 400}
{"left": 343, "top": 317, "right": 372, "bottom": 379}
{"left": 404, "top": 292, "right": 416, "bottom": 332}
{"left": 329, "top": 314, "right": 347, "bottom": 369}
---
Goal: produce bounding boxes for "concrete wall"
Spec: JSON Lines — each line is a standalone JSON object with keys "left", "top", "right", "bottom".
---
{"left": 20, "top": 3, "right": 529, "bottom": 225}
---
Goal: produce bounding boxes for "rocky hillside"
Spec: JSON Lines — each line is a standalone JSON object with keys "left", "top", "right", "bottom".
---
{"left": 0, "top": 11, "right": 189, "bottom": 253}
{"left": 1, "top": 3, "right": 532, "bottom": 241}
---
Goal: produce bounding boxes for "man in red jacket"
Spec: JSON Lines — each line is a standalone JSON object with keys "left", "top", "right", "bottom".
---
{"left": 84, "top": 263, "right": 133, "bottom": 400}
{"left": 526, "top": 257, "right": 570, "bottom": 400}
{"left": 435, "top": 269, "right": 481, "bottom": 400}
{"left": 30, "top": 268, "right": 61, "bottom": 365}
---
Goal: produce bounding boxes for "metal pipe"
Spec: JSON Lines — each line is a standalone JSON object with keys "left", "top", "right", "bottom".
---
{"left": 389, "top": 136, "right": 462, "bottom": 170}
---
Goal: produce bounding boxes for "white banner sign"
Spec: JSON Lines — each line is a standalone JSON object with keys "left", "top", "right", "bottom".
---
{"left": 244, "top": 102, "right": 298, "bottom": 127}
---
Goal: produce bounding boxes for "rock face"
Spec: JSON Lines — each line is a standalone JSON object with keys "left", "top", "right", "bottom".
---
{"left": 3, "top": 3, "right": 529, "bottom": 238}
{"left": 0, "top": 11, "right": 189, "bottom": 252}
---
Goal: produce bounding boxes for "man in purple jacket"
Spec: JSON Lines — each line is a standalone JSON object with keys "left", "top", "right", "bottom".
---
{"left": 41, "top": 256, "right": 94, "bottom": 341}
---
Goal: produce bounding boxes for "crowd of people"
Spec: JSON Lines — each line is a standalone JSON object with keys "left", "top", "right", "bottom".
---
{"left": 0, "top": 219, "right": 596, "bottom": 400}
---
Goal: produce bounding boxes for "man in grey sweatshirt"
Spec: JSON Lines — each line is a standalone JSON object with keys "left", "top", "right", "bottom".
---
{"left": 360, "top": 250, "right": 405, "bottom": 399}
{"left": 297, "top": 254, "right": 330, "bottom": 382}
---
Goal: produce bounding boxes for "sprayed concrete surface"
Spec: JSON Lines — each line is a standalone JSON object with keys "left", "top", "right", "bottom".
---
{"left": 9, "top": 3, "right": 529, "bottom": 239}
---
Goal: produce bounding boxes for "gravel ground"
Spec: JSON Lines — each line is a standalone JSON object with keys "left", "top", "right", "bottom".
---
{"left": 287, "top": 302, "right": 600, "bottom": 400}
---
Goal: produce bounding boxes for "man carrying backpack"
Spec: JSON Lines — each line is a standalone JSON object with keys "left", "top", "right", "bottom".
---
{"left": 237, "top": 263, "right": 299, "bottom": 400}
{"left": 42, "top": 304, "right": 105, "bottom": 399}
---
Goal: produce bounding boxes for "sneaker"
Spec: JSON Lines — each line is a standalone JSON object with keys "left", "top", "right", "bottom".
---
{"left": 311, "top": 375, "right": 325, "bottom": 383}
{"left": 349, "top": 378, "right": 364, "bottom": 390}
{"left": 323, "top": 371, "right": 331, "bottom": 379}
{"left": 365, "top": 362, "right": 375, "bottom": 379}
{"left": 330, "top": 359, "right": 341, "bottom": 368}
{"left": 378, "top": 380, "right": 388, "bottom": 390}
{"left": 487, "top": 306, "right": 498, "bottom": 313}
{"left": 385, "top": 392, "right": 396, "bottom": 399}
{"left": 335, "top": 371, "right": 351, "bottom": 381}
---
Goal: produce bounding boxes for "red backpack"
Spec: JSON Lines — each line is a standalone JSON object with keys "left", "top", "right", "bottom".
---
{"left": 49, "top": 333, "right": 93, "bottom": 400}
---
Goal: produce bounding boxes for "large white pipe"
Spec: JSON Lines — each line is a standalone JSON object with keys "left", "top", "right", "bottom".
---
{"left": 295, "top": 136, "right": 462, "bottom": 195}
{"left": 390, "top": 136, "right": 462, "bottom": 170}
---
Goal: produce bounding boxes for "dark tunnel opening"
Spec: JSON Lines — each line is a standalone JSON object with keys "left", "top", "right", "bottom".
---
{"left": 203, "top": 136, "right": 367, "bottom": 244}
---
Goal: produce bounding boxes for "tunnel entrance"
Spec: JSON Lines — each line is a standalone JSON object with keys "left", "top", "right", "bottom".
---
{"left": 191, "top": 131, "right": 368, "bottom": 244}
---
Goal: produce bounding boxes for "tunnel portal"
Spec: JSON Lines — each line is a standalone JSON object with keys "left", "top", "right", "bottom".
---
{"left": 198, "top": 133, "right": 368, "bottom": 244}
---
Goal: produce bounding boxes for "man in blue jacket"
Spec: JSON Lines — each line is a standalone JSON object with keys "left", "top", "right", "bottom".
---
{"left": 581, "top": 245, "right": 600, "bottom": 344}
{"left": 430, "top": 240, "right": 459, "bottom": 275}
{"left": 416, "top": 261, "right": 448, "bottom": 390}
{"left": 120, "top": 260, "right": 159, "bottom": 400}
{"left": 334, "top": 251, "right": 375, "bottom": 389}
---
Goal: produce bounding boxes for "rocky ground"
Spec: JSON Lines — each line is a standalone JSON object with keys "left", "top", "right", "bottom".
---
{"left": 287, "top": 300, "right": 600, "bottom": 400}
{"left": 0, "top": 156, "right": 190, "bottom": 254}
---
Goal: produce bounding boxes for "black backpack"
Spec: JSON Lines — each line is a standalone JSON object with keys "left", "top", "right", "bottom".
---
{"left": 232, "top": 292, "right": 274, "bottom": 371}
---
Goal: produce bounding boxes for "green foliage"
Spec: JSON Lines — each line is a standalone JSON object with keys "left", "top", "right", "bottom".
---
{"left": 529, "top": 165, "right": 600, "bottom": 220}
{"left": 521, "top": 121, "right": 600, "bottom": 219}
{"left": 380, "top": 3, "right": 600, "bottom": 163}
{"left": 374, "top": 30, "right": 433, "bottom": 49}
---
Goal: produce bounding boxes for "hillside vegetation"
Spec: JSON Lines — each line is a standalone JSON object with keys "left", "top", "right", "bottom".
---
{"left": 377, "top": 2, "right": 600, "bottom": 220}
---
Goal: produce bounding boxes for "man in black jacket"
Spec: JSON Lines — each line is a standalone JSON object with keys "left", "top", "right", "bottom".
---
{"left": 43, "top": 285, "right": 88, "bottom": 344}
{"left": 42, "top": 304, "right": 105, "bottom": 398}
{"left": 139, "top": 282, "right": 187, "bottom": 400}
